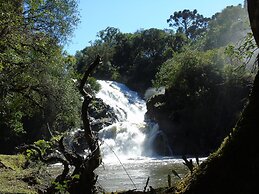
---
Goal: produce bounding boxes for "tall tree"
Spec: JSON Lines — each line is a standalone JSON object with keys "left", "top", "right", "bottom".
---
{"left": 167, "top": 9, "right": 210, "bottom": 40}
{"left": 204, "top": 4, "right": 249, "bottom": 50}
{"left": 0, "top": 0, "right": 80, "bottom": 152}
{"left": 75, "top": 28, "right": 186, "bottom": 94}
{"left": 177, "top": 1, "right": 259, "bottom": 193}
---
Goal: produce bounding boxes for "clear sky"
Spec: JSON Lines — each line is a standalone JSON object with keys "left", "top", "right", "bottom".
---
{"left": 64, "top": 0, "right": 244, "bottom": 55}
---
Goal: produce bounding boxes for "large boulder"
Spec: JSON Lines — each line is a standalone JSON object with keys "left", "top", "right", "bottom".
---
{"left": 88, "top": 98, "right": 118, "bottom": 132}
{"left": 145, "top": 91, "right": 209, "bottom": 156}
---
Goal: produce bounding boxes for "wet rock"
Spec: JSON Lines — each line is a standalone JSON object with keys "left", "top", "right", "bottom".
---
{"left": 89, "top": 98, "right": 118, "bottom": 131}
{"left": 67, "top": 98, "right": 118, "bottom": 155}
{"left": 151, "top": 131, "right": 172, "bottom": 156}
{"left": 145, "top": 94, "right": 167, "bottom": 122}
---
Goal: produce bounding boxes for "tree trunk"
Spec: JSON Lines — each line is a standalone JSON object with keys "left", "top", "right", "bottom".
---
{"left": 43, "top": 56, "right": 102, "bottom": 194}
{"left": 248, "top": 0, "right": 259, "bottom": 46}
{"left": 69, "top": 56, "right": 102, "bottom": 194}
{"left": 177, "top": 1, "right": 259, "bottom": 193}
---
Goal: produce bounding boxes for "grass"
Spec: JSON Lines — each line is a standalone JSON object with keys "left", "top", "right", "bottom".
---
{"left": 0, "top": 154, "right": 51, "bottom": 194}
{"left": 0, "top": 154, "right": 180, "bottom": 194}
{"left": 0, "top": 154, "right": 190, "bottom": 194}
{"left": 0, "top": 154, "right": 26, "bottom": 170}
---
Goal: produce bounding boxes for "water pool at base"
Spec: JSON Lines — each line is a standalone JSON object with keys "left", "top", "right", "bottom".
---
{"left": 95, "top": 157, "right": 190, "bottom": 192}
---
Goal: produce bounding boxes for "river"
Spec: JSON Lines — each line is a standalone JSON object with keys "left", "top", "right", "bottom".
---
{"left": 95, "top": 157, "right": 190, "bottom": 192}
{"left": 93, "top": 81, "right": 199, "bottom": 192}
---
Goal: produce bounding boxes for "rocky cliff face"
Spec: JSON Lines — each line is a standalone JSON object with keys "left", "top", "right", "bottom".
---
{"left": 145, "top": 90, "right": 228, "bottom": 156}
{"left": 145, "top": 93, "right": 189, "bottom": 156}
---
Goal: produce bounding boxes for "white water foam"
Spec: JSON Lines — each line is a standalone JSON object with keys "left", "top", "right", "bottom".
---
{"left": 96, "top": 80, "right": 156, "bottom": 163}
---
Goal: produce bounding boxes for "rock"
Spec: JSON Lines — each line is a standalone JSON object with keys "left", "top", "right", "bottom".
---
{"left": 89, "top": 98, "right": 118, "bottom": 132}
{"left": 66, "top": 98, "right": 118, "bottom": 155}
{"left": 145, "top": 91, "right": 199, "bottom": 156}
{"left": 151, "top": 131, "right": 172, "bottom": 156}
{"left": 145, "top": 94, "right": 166, "bottom": 121}
{"left": 145, "top": 89, "right": 227, "bottom": 156}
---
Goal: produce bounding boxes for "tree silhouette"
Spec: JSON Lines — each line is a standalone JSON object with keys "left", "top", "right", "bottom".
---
{"left": 167, "top": 9, "right": 210, "bottom": 40}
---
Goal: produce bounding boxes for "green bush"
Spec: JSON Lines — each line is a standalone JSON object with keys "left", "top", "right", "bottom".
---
{"left": 151, "top": 48, "right": 252, "bottom": 154}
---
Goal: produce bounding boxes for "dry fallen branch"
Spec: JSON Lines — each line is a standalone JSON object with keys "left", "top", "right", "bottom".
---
{"left": 18, "top": 56, "right": 103, "bottom": 194}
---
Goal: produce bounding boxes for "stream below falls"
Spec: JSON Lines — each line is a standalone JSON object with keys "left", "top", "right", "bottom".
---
{"left": 95, "top": 157, "right": 189, "bottom": 192}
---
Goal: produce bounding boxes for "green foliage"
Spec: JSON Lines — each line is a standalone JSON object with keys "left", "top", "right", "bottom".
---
{"left": 154, "top": 49, "right": 223, "bottom": 90}
{"left": 52, "top": 174, "right": 80, "bottom": 193}
{"left": 53, "top": 180, "right": 69, "bottom": 193}
{"left": 25, "top": 139, "right": 52, "bottom": 161}
{"left": 204, "top": 4, "right": 250, "bottom": 50}
{"left": 75, "top": 4, "right": 252, "bottom": 100}
{"left": 150, "top": 4, "right": 254, "bottom": 154}
{"left": 87, "top": 77, "right": 101, "bottom": 93}
{"left": 9, "top": 111, "right": 25, "bottom": 136}
{"left": 23, "top": 0, "right": 79, "bottom": 43}
{"left": 0, "top": 0, "right": 80, "bottom": 153}
{"left": 152, "top": 48, "right": 252, "bottom": 154}
{"left": 34, "top": 140, "right": 51, "bottom": 155}
{"left": 75, "top": 28, "right": 187, "bottom": 94}
{"left": 167, "top": 9, "right": 210, "bottom": 40}
{"left": 225, "top": 32, "right": 258, "bottom": 68}
{"left": 25, "top": 149, "right": 38, "bottom": 161}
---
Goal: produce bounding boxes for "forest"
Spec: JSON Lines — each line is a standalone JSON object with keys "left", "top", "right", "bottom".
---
{"left": 1, "top": 0, "right": 259, "bottom": 193}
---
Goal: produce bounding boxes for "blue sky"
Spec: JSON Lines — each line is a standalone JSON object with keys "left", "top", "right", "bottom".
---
{"left": 65, "top": 0, "right": 244, "bottom": 55}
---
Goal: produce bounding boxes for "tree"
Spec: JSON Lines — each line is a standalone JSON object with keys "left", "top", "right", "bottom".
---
{"left": 18, "top": 57, "right": 102, "bottom": 194}
{"left": 0, "top": 0, "right": 80, "bottom": 153}
{"left": 76, "top": 28, "right": 187, "bottom": 94}
{"left": 151, "top": 49, "right": 251, "bottom": 155}
{"left": 97, "top": 27, "right": 121, "bottom": 45}
{"left": 176, "top": 1, "right": 259, "bottom": 193}
{"left": 123, "top": 28, "right": 176, "bottom": 93}
{"left": 167, "top": 9, "right": 210, "bottom": 40}
{"left": 75, "top": 27, "right": 121, "bottom": 81}
{"left": 203, "top": 4, "right": 249, "bottom": 50}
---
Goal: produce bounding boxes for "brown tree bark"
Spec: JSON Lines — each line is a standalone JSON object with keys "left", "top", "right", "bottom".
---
{"left": 19, "top": 56, "right": 103, "bottom": 194}
{"left": 79, "top": 56, "right": 101, "bottom": 153}
{"left": 68, "top": 55, "right": 102, "bottom": 194}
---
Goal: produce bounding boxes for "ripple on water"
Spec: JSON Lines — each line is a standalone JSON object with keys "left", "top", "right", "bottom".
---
{"left": 95, "top": 157, "right": 207, "bottom": 192}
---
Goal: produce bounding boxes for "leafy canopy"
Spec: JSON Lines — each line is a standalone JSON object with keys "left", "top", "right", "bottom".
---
{"left": 0, "top": 0, "right": 80, "bottom": 152}
{"left": 167, "top": 9, "right": 210, "bottom": 40}
{"left": 204, "top": 4, "right": 250, "bottom": 49}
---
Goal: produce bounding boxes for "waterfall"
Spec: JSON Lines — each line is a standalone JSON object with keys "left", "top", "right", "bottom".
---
{"left": 96, "top": 81, "right": 146, "bottom": 123}
{"left": 96, "top": 80, "right": 156, "bottom": 163}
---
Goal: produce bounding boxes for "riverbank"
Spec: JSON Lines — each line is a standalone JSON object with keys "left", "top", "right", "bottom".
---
{"left": 0, "top": 154, "right": 53, "bottom": 193}
{"left": 0, "top": 154, "right": 188, "bottom": 194}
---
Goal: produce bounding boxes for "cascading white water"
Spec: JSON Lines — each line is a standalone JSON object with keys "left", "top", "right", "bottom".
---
{"left": 96, "top": 80, "right": 153, "bottom": 163}
{"left": 94, "top": 81, "right": 206, "bottom": 191}
{"left": 96, "top": 81, "right": 146, "bottom": 123}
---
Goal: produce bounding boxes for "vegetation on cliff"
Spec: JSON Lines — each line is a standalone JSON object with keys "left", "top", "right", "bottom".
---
{"left": 149, "top": 48, "right": 253, "bottom": 155}
{"left": 173, "top": 1, "right": 259, "bottom": 193}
